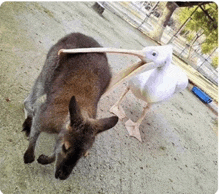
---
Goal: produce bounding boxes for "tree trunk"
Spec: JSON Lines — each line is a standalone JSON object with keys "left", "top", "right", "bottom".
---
{"left": 167, "top": 5, "right": 199, "bottom": 44}
{"left": 149, "top": 2, "right": 178, "bottom": 42}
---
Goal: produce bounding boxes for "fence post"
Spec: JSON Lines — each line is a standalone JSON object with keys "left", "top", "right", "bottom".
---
{"left": 197, "top": 47, "right": 217, "bottom": 71}
{"left": 137, "top": 2, "right": 159, "bottom": 29}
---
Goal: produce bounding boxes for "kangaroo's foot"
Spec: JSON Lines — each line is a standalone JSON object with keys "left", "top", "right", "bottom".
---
{"left": 24, "top": 149, "right": 35, "bottom": 164}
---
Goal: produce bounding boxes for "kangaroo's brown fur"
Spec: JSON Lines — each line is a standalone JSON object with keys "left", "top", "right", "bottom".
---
{"left": 22, "top": 33, "right": 118, "bottom": 180}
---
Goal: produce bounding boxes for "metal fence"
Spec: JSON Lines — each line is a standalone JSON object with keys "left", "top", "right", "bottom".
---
{"left": 100, "top": 1, "right": 218, "bottom": 86}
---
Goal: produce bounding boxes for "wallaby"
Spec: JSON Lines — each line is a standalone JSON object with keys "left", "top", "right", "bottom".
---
{"left": 22, "top": 33, "right": 118, "bottom": 180}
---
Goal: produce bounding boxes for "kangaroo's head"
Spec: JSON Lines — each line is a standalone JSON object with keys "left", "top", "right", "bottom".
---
{"left": 55, "top": 96, "right": 118, "bottom": 180}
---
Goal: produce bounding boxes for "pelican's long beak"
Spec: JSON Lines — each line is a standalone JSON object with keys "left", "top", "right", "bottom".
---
{"left": 103, "top": 61, "right": 158, "bottom": 96}
{"left": 57, "top": 47, "right": 161, "bottom": 96}
{"left": 58, "top": 48, "right": 147, "bottom": 62}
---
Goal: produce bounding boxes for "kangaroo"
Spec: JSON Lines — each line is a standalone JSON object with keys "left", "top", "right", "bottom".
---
{"left": 22, "top": 33, "right": 118, "bottom": 180}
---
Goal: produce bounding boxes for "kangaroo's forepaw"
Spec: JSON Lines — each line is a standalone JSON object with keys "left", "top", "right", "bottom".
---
{"left": 24, "top": 151, "right": 35, "bottom": 164}
{"left": 37, "top": 154, "right": 55, "bottom": 165}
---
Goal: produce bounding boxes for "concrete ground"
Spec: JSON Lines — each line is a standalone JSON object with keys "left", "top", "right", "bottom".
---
{"left": 0, "top": 2, "right": 218, "bottom": 194}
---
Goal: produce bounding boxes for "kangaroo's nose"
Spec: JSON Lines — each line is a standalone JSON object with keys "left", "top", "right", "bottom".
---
{"left": 55, "top": 168, "right": 70, "bottom": 180}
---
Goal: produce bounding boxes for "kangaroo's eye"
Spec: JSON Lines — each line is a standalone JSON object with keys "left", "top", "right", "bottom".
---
{"left": 152, "top": 51, "right": 157, "bottom": 56}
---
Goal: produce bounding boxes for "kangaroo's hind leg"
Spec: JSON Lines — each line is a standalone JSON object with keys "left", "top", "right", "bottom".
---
{"left": 24, "top": 75, "right": 45, "bottom": 118}
{"left": 23, "top": 76, "right": 45, "bottom": 137}
{"left": 23, "top": 117, "right": 41, "bottom": 164}
{"left": 22, "top": 116, "right": 33, "bottom": 137}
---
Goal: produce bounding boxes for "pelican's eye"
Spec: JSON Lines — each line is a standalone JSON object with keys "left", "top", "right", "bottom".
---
{"left": 152, "top": 51, "right": 157, "bottom": 57}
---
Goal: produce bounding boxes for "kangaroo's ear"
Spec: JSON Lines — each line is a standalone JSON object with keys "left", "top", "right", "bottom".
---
{"left": 69, "top": 96, "right": 82, "bottom": 125}
{"left": 94, "top": 116, "right": 118, "bottom": 134}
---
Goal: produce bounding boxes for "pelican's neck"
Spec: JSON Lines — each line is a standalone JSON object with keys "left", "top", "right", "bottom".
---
{"left": 158, "top": 62, "right": 169, "bottom": 71}
{"left": 158, "top": 55, "right": 172, "bottom": 71}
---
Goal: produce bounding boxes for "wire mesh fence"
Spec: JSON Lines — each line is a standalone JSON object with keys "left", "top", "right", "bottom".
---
{"left": 100, "top": 1, "right": 218, "bottom": 86}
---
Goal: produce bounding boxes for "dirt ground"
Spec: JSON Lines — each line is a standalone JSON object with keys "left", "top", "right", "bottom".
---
{"left": 0, "top": 2, "right": 218, "bottom": 194}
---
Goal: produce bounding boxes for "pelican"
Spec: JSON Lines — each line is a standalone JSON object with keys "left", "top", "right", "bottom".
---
{"left": 110, "top": 45, "right": 188, "bottom": 142}
{"left": 58, "top": 45, "right": 188, "bottom": 142}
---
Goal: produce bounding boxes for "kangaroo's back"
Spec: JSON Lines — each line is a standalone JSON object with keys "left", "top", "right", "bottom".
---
{"left": 41, "top": 33, "right": 111, "bottom": 96}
